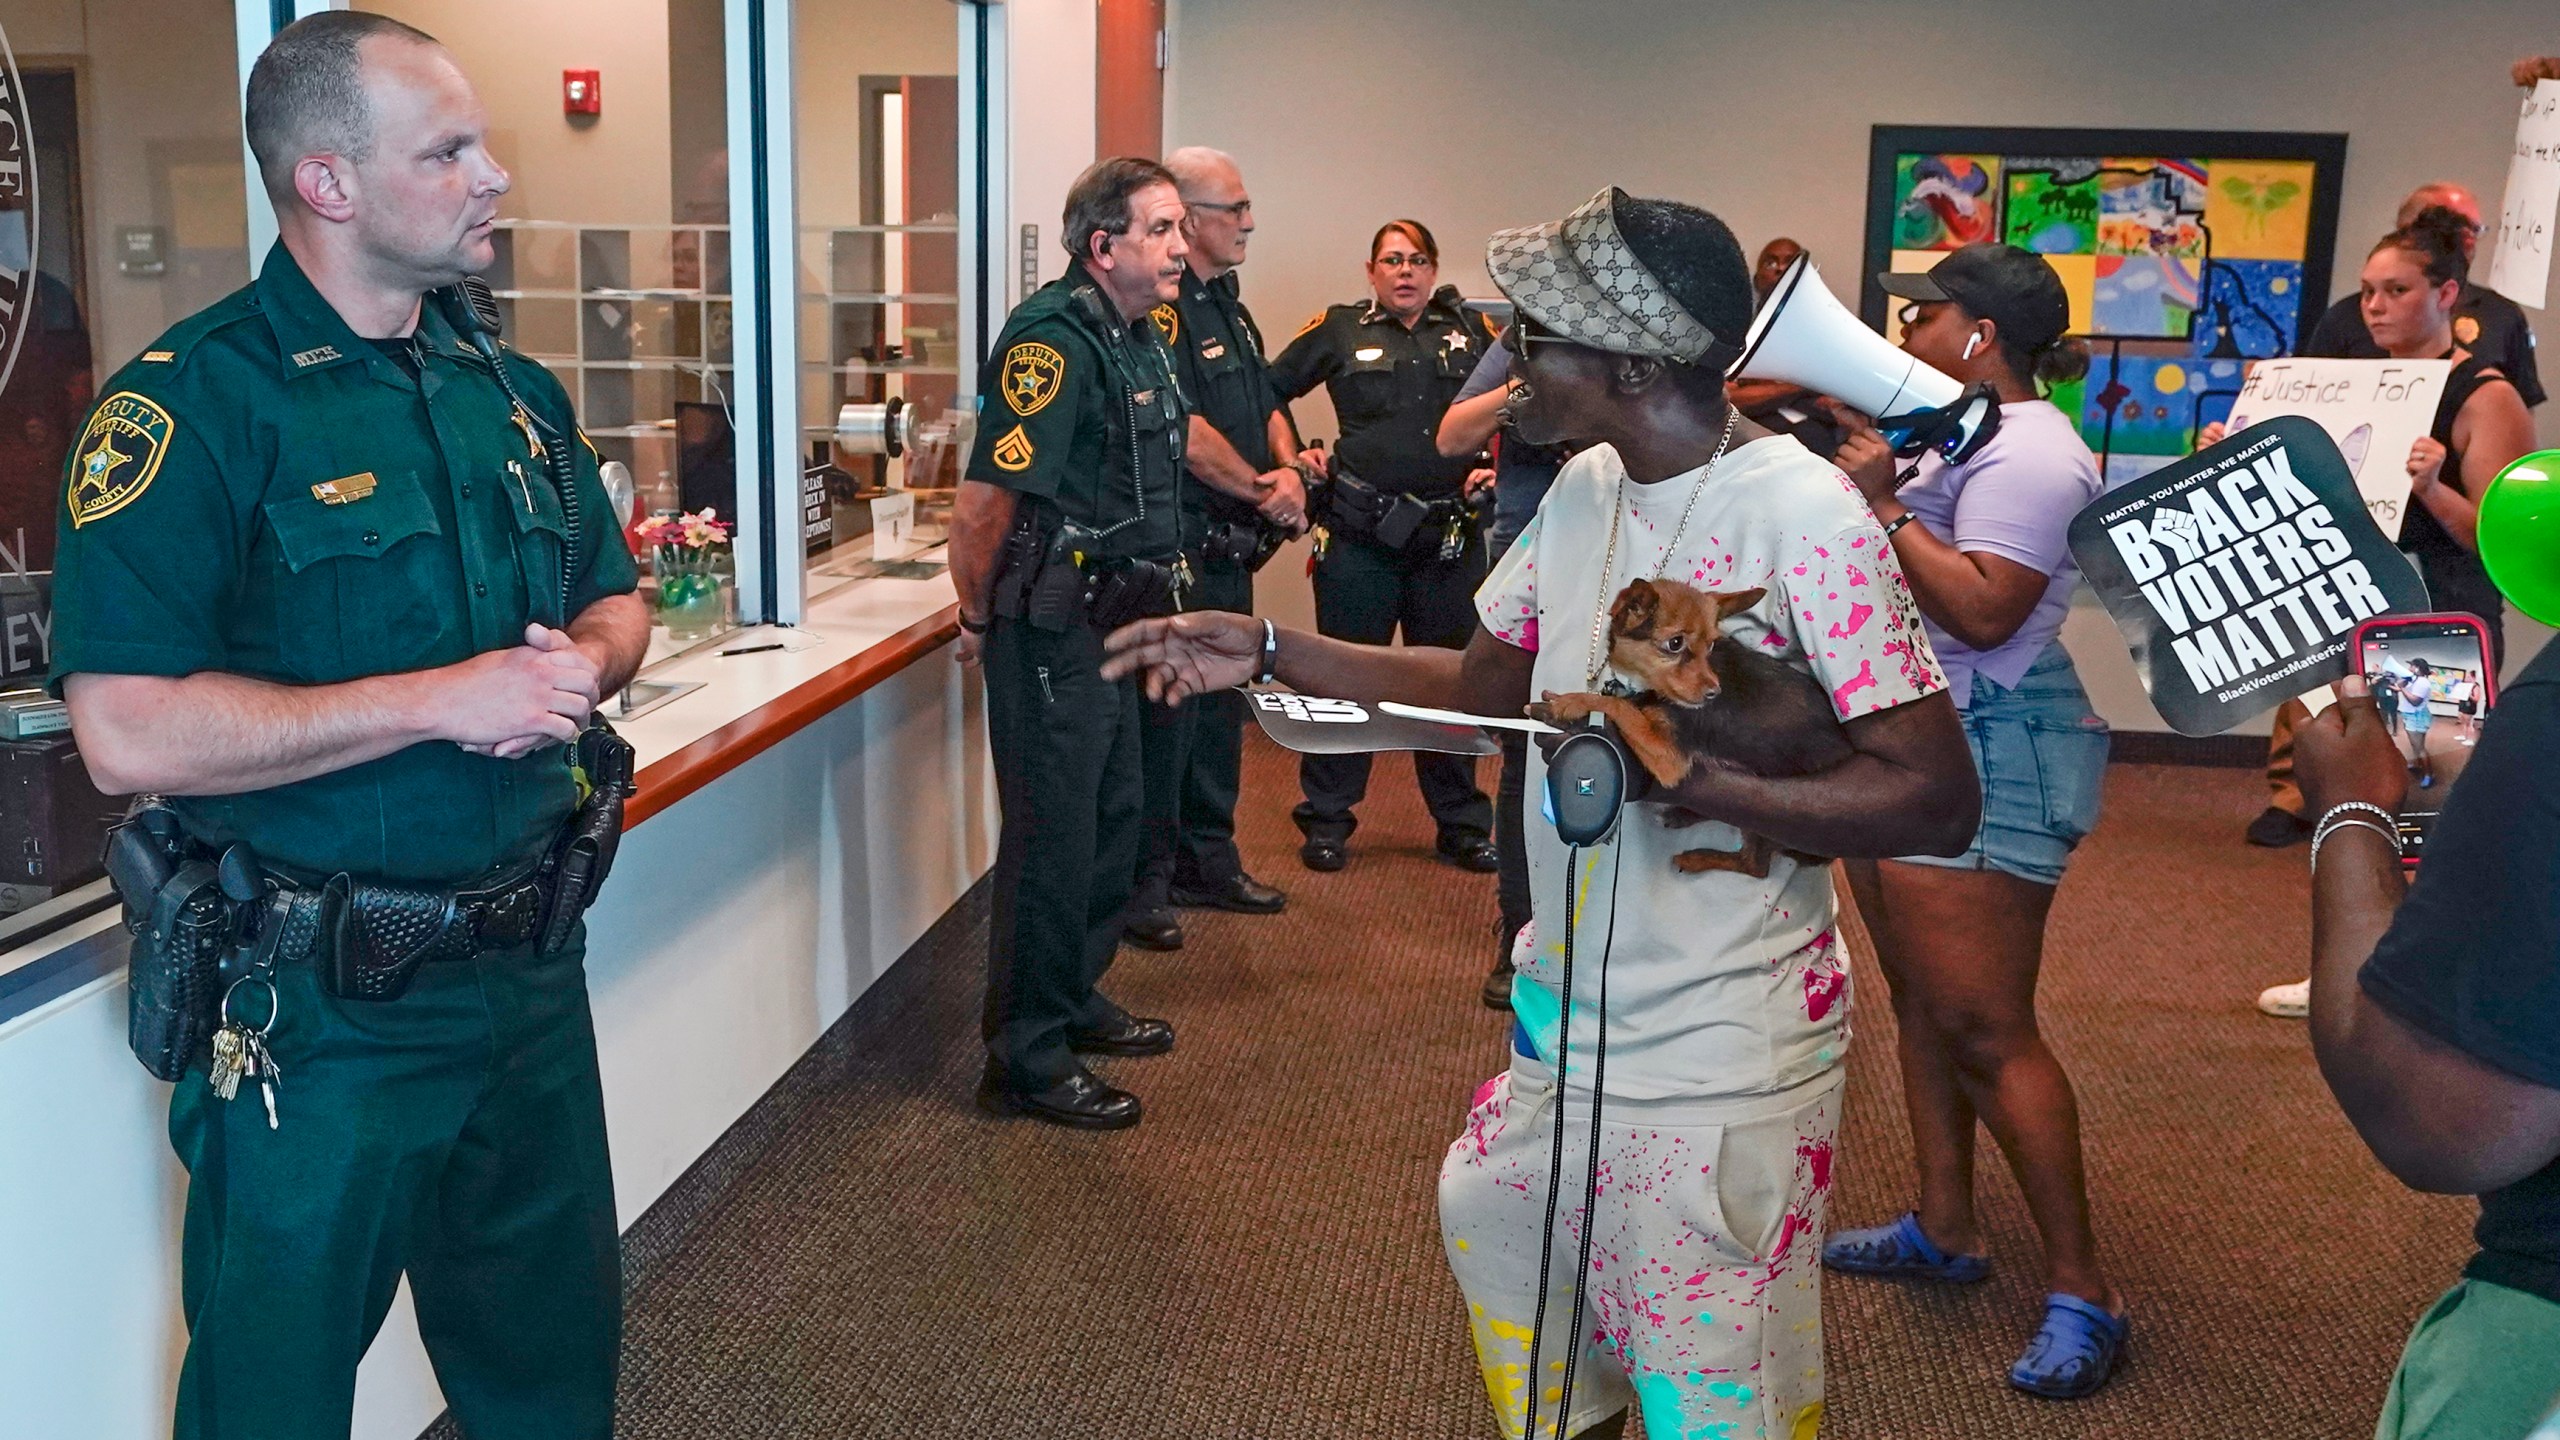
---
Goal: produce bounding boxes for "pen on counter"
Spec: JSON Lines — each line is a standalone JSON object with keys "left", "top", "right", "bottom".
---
{"left": 719, "top": 642, "right": 786, "bottom": 657}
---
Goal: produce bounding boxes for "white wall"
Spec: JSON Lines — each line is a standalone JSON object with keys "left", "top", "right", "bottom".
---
{"left": 1170, "top": 0, "right": 2560, "bottom": 640}
{"left": 1003, "top": 0, "right": 1098, "bottom": 311}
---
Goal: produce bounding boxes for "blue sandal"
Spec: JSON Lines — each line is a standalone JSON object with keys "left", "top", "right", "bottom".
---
{"left": 1819, "top": 1212, "right": 1991, "bottom": 1283}
{"left": 2009, "top": 1292, "right": 2128, "bottom": 1399}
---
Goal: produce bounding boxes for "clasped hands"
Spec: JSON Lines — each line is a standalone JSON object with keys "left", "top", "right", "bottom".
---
{"left": 440, "top": 623, "right": 603, "bottom": 760}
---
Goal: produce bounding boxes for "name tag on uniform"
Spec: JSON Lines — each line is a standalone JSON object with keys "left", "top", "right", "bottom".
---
{"left": 1354, "top": 346, "right": 1386, "bottom": 362}
{"left": 312, "top": 472, "right": 379, "bottom": 505}
{"left": 1201, "top": 341, "right": 1227, "bottom": 360}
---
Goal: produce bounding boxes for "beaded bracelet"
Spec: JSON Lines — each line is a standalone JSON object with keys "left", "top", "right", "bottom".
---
{"left": 2315, "top": 800, "right": 2398, "bottom": 835}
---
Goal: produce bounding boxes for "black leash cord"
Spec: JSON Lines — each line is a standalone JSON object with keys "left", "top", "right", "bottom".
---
{"left": 1521, "top": 843, "right": 1622, "bottom": 1440}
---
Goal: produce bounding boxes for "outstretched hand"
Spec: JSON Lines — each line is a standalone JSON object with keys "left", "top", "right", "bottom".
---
{"left": 1100, "top": 610, "right": 1264, "bottom": 704}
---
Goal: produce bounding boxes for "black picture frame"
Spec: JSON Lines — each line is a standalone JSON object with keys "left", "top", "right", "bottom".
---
{"left": 1860, "top": 125, "right": 2349, "bottom": 352}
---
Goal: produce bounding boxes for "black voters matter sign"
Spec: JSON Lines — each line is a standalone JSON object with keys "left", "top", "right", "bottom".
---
{"left": 2068, "top": 416, "right": 2430, "bottom": 736}
{"left": 1244, "top": 690, "right": 1498, "bottom": 756}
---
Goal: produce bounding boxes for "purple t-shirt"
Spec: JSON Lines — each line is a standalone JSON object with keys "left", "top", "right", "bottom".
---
{"left": 1895, "top": 399, "right": 2103, "bottom": 705}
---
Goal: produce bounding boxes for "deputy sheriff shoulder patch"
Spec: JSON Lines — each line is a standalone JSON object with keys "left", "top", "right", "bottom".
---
{"left": 1001, "top": 341, "right": 1065, "bottom": 417}
{"left": 1293, "top": 311, "right": 1327, "bottom": 340}
{"left": 2455, "top": 314, "right": 2481, "bottom": 346}
{"left": 1150, "top": 303, "right": 1180, "bottom": 346}
{"left": 69, "top": 392, "right": 176, "bottom": 528}
{"left": 990, "top": 423, "right": 1037, "bottom": 473}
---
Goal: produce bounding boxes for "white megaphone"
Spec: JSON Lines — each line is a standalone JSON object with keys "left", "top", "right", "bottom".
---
{"left": 1730, "top": 255, "right": 2000, "bottom": 464}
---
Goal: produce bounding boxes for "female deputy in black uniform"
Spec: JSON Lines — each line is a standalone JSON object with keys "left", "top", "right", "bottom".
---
{"left": 1270, "top": 220, "right": 1501, "bottom": 873}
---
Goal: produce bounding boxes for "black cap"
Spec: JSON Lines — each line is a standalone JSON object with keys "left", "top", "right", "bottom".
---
{"left": 1877, "top": 243, "right": 2071, "bottom": 355}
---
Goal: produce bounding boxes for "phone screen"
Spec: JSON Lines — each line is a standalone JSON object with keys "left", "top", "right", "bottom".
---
{"left": 2353, "top": 614, "right": 2496, "bottom": 866}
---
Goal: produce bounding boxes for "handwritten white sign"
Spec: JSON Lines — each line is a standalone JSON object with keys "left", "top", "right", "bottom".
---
{"left": 870, "top": 491, "right": 915, "bottom": 561}
{"left": 2486, "top": 79, "right": 2560, "bottom": 309}
{"left": 2224, "top": 356, "right": 2451, "bottom": 541}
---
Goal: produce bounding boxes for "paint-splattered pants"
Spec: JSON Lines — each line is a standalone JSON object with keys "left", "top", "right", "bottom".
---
{"left": 1440, "top": 1059, "right": 1842, "bottom": 1440}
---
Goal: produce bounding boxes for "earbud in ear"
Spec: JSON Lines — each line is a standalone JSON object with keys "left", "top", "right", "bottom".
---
{"left": 1961, "top": 331, "right": 1983, "bottom": 361}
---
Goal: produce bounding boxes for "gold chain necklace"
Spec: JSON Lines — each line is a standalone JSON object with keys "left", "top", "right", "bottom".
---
{"left": 1584, "top": 405, "right": 1741, "bottom": 691}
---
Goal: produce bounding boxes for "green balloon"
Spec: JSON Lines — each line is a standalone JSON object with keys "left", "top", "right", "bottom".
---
{"left": 2480, "top": 449, "right": 2560, "bottom": 626}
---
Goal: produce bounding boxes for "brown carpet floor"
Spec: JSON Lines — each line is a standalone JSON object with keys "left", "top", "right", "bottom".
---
{"left": 551, "top": 737, "right": 2474, "bottom": 1439}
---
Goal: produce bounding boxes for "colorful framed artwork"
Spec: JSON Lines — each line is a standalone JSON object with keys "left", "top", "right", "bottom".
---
{"left": 1864, "top": 126, "right": 2347, "bottom": 470}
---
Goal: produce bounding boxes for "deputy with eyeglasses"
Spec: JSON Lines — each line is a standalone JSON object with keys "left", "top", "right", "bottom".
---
{"left": 1268, "top": 220, "right": 1501, "bottom": 875}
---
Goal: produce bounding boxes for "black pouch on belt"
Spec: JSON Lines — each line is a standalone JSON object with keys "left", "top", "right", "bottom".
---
{"left": 1373, "top": 492, "right": 1433, "bottom": 552}
{"left": 1086, "top": 556, "right": 1177, "bottom": 630}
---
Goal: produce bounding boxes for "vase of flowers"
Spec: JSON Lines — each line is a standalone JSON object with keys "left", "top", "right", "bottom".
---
{"left": 636, "top": 507, "right": 732, "bottom": 640}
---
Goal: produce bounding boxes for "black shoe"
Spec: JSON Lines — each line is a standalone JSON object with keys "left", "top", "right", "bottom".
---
{"left": 1123, "top": 907, "right": 1185, "bottom": 951}
{"left": 2245, "top": 806, "right": 2312, "bottom": 848}
{"left": 1169, "top": 872, "right": 1288, "bottom": 914}
{"left": 978, "top": 1061, "right": 1143, "bottom": 1130}
{"left": 1438, "top": 836, "right": 1500, "bottom": 873}
{"left": 1067, "top": 1013, "right": 1177, "bottom": 1057}
{"left": 1481, "top": 955, "right": 1515, "bottom": 1010}
{"left": 1301, "top": 838, "right": 1347, "bottom": 872}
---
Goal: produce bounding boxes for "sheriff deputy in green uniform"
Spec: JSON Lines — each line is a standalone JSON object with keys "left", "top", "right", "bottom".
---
{"left": 51, "top": 16, "right": 649, "bottom": 1439}
{"left": 1112, "top": 146, "right": 1311, "bottom": 952}
{"left": 952, "top": 157, "right": 1192, "bottom": 1130}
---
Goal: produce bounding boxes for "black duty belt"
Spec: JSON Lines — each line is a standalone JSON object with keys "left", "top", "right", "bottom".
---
{"left": 1319, "top": 468, "right": 1483, "bottom": 556}
{"left": 111, "top": 722, "right": 635, "bottom": 1082}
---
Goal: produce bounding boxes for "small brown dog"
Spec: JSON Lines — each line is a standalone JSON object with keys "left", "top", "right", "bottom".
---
{"left": 1528, "top": 578, "right": 1854, "bottom": 876}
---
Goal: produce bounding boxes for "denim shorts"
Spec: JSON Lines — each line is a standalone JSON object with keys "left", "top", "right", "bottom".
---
{"left": 1895, "top": 642, "right": 2109, "bottom": 886}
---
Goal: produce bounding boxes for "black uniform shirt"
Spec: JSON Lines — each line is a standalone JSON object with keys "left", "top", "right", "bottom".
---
{"left": 47, "top": 242, "right": 638, "bottom": 886}
{"left": 1157, "top": 268, "right": 1279, "bottom": 524}
{"left": 1269, "top": 285, "right": 1499, "bottom": 499}
{"left": 967, "top": 269, "right": 1188, "bottom": 561}
{"left": 2305, "top": 282, "right": 2545, "bottom": 407}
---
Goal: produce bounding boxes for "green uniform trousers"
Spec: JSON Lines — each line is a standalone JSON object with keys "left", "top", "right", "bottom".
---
{"left": 2376, "top": 1279, "right": 2560, "bottom": 1440}
{"left": 982, "top": 614, "right": 1143, "bottom": 1085}
{"left": 171, "top": 935, "right": 620, "bottom": 1440}
{"left": 1172, "top": 561, "right": 1256, "bottom": 892}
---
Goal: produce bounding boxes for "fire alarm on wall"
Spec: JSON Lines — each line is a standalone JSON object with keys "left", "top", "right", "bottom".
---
{"left": 563, "top": 70, "right": 601, "bottom": 116}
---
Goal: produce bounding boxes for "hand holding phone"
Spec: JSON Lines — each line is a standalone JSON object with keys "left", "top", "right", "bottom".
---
{"left": 2348, "top": 612, "right": 2497, "bottom": 866}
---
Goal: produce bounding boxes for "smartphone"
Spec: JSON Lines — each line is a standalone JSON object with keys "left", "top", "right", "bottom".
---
{"left": 2350, "top": 612, "right": 2497, "bottom": 867}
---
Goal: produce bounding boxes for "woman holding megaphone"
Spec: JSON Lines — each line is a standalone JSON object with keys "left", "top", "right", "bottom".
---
{"left": 1817, "top": 243, "right": 2132, "bottom": 1399}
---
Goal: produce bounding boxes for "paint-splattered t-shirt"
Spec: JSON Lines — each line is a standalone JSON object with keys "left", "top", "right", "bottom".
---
{"left": 1474, "top": 434, "right": 1945, "bottom": 1102}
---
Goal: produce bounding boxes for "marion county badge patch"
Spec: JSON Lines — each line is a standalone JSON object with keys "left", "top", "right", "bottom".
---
{"left": 69, "top": 392, "right": 175, "bottom": 528}
{"left": 1150, "top": 303, "right": 1180, "bottom": 347}
{"left": 1002, "top": 342, "right": 1065, "bottom": 416}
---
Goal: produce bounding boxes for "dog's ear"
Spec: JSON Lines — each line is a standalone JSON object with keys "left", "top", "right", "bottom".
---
{"left": 1714, "top": 587, "right": 1767, "bottom": 619}
{"left": 1612, "top": 579, "right": 1659, "bottom": 635}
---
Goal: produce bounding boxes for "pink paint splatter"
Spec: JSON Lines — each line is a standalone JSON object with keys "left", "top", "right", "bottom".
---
{"left": 1804, "top": 959, "right": 1845, "bottom": 1022}
{"left": 1800, "top": 1138, "right": 1835, "bottom": 1194}
{"left": 1844, "top": 563, "right": 1871, "bottom": 587}
{"left": 1519, "top": 618, "right": 1540, "bottom": 650}
{"left": 1832, "top": 659, "right": 1877, "bottom": 711}
{"left": 1827, "top": 603, "right": 1873, "bottom": 640}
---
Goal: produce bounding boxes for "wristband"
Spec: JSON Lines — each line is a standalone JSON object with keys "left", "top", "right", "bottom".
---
{"left": 957, "top": 612, "right": 990, "bottom": 635}
{"left": 1256, "top": 618, "right": 1279, "bottom": 685}
{"left": 1880, "top": 511, "right": 1916, "bottom": 539}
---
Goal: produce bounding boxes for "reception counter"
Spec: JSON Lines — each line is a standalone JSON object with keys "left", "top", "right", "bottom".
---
{"left": 0, "top": 560, "right": 994, "bottom": 1440}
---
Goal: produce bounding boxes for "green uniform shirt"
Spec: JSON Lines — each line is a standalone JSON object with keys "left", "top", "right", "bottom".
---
{"left": 1155, "top": 268, "right": 1279, "bottom": 527}
{"left": 48, "top": 242, "right": 639, "bottom": 887}
{"left": 966, "top": 269, "right": 1188, "bottom": 562}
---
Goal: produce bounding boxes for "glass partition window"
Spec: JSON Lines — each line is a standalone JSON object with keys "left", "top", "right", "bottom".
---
{"left": 0, "top": 6, "right": 249, "bottom": 939}
{"left": 375, "top": 0, "right": 743, "bottom": 671}
{"left": 795, "top": 1, "right": 967, "bottom": 600}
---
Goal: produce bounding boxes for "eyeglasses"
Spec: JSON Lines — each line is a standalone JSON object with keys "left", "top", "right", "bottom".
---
{"left": 1188, "top": 198, "right": 1252, "bottom": 218}
{"left": 1373, "top": 252, "right": 1437, "bottom": 272}
{"left": 1502, "top": 320, "right": 1576, "bottom": 359}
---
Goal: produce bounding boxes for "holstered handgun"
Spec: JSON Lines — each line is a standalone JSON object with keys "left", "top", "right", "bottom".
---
{"left": 1025, "top": 523, "right": 1095, "bottom": 632}
{"left": 537, "top": 719, "right": 637, "bottom": 956}
{"left": 105, "top": 799, "right": 234, "bottom": 1081}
